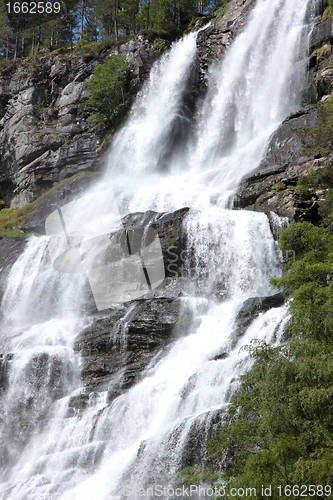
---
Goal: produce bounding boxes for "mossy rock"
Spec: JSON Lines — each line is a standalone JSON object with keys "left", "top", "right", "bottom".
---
{"left": 1, "top": 171, "right": 99, "bottom": 236}
{"left": 271, "top": 181, "right": 286, "bottom": 192}
{"left": 297, "top": 94, "right": 333, "bottom": 156}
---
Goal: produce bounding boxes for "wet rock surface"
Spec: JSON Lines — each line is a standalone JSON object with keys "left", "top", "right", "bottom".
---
{"left": 195, "top": 0, "right": 256, "bottom": 91}
{"left": 122, "top": 207, "right": 190, "bottom": 277}
{"left": 211, "top": 292, "right": 286, "bottom": 363}
{"left": 233, "top": 293, "right": 286, "bottom": 340}
{"left": 73, "top": 297, "right": 193, "bottom": 395}
{"left": 71, "top": 207, "right": 193, "bottom": 395}
{"left": 0, "top": 237, "right": 28, "bottom": 303}
{"left": 0, "top": 354, "right": 13, "bottom": 396}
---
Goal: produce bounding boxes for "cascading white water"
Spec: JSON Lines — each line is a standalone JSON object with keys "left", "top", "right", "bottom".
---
{"left": 106, "top": 0, "right": 313, "bottom": 213}
{"left": 0, "top": 0, "right": 316, "bottom": 498}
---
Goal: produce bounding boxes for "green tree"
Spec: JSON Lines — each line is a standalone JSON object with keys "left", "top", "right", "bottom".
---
{"left": 85, "top": 54, "right": 132, "bottom": 131}
{"left": 0, "top": 2, "right": 11, "bottom": 59}
{"left": 1, "top": 0, "right": 80, "bottom": 58}
{"left": 118, "top": 0, "right": 140, "bottom": 35}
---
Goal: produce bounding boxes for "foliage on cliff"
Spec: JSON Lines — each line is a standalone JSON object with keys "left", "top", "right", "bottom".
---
{"left": 300, "top": 96, "right": 333, "bottom": 155}
{"left": 85, "top": 54, "right": 132, "bottom": 131}
{"left": 322, "top": 0, "right": 333, "bottom": 21}
{"left": 295, "top": 164, "right": 333, "bottom": 226}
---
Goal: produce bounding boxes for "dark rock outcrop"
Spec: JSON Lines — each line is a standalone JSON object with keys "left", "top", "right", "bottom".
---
{"left": 310, "top": 15, "right": 333, "bottom": 53}
{"left": 0, "top": 354, "right": 13, "bottom": 395}
{"left": 73, "top": 297, "right": 192, "bottom": 395}
{"left": 232, "top": 107, "right": 326, "bottom": 220}
{"left": 233, "top": 292, "right": 286, "bottom": 341}
{"left": 260, "top": 109, "right": 318, "bottom": 170}
{"left": 212, "top": 292, "right": 286, "bottom": 363}
{"left": 234, "top": 153, "right": 328, "bottom": 222}
{"left": 234, "top": 108, "right": 319, "bottom": 219}
{"left": 122, "top": 207, "right": 190, "bottom": 279}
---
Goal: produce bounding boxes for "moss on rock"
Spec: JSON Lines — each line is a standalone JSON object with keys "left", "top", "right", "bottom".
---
{"left": 0, "top": 171, "right": 99, "bottom": 237}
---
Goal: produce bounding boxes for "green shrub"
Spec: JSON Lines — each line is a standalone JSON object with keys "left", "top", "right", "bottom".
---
{"left": 322, "top": 0, "right": 333, "bottom": 21}
{"left": 86, "top": 55, "right": 132, "bottom": 132}
{"left": 296, "top": 164, "right": 333, "bottom": 196}
{"left": 295, "top": 164, "right": 333, "bottom": 224}
{"left": 271, "top": 182, "right": 286, "bottom": 192}
{"left": 299, "top": 95, "right": 333, "bottom": 155}
{"left": 153, "top": 39, "right": 168, "bottom": 51}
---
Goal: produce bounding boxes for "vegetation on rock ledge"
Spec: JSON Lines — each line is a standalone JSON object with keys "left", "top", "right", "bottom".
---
{"left": 0, "top": 172, "right": 98, "bottom": 237}
{"left": 299, "top": 95, "right": 333, "bottom": 156}
{"left": 322, "top": 0, "right": 333, "bottom": 21}
{"left": 85, "top": 54, "right": 132, "bottom": 131}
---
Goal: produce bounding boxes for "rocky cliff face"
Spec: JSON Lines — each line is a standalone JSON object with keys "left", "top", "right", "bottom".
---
{"left": 0, "top": 36, "right": 168, "bottom": 208}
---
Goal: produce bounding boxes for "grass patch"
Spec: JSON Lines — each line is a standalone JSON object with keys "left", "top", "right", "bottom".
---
{"left": 322, "top": 1, "right": 333, "bottom": 22}
{"left": 0, "top": 171, "right": 98, "bottom": 237}
{"left": 271, "top": 182, "right": 286, "bottom": 192}
{"left": 312, "top": 42, "right": 331, "bottom": 61}
{"left": 0, "top": 208, "right": 27, "bottom": 237}
{"left": 153, "top": 40, "right": 168, "bottom": 51}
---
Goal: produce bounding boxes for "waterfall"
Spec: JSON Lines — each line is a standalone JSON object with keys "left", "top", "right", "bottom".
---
{"left": 106, "top": 0, "right": 313, "bottom": 213}
{"left": 0, "top": 0, "right": 316, "bottom": 498}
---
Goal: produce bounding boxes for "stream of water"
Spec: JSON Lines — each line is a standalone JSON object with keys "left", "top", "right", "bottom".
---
{"left": 0, "top": 0, "right": 316, "bottom": 498}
